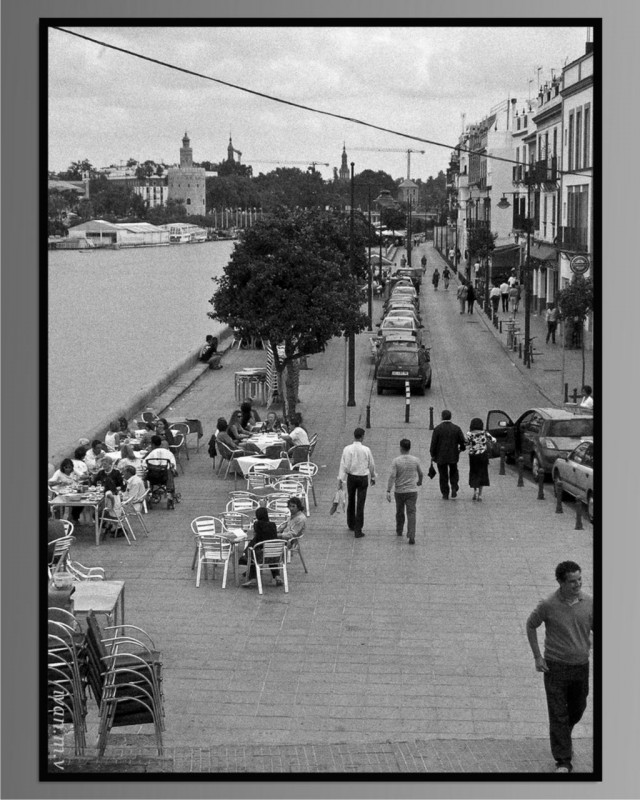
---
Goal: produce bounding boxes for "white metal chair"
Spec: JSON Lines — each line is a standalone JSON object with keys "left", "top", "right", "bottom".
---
{"left": 169, "top": 423, "right": 190, "bottom": 460}
{"left": 270, "top": 479, "right": 306, "bottom": 505}
{"left": 48, "top": 533, "right": 75, "bottom": 570}
{"left": 194, "top": 534, "right": 232, "bottom": 588}
{"left": 265, "top": 495, "right": 292, "bottom": 515}
{"left": 169, "top": 432, "right": 187, "bottom": 474}
{"left": 245, "top": 462, "right": 277, "bottom": 491}
{"left": 226, "top": 497, "right": 260, "bottom": 514}
{"left": 98, "top": 496, "right": 136, "bottom": 545}
{"left": 215, "top": 439, "right": 244, "bottom": 485}
{"left": 121, "top": 490, "right": 150, "bottom": 537}
{"left": 286, "top": 531, "right": 308, "bottom": 573}
{"left": 287, "top": 462, "right": 319, "bottom": 515}
{"left": 220, "top": 511, "right": 253, "bottom": 535}
{"left": 190, "top": 516, "right": 226, "bottom": 570}
{"left": 248, "top": 539, "right": 289, "bottom": 594}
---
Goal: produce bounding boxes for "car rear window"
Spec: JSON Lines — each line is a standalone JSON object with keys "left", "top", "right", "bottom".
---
{"left": 547, "top": 418, "right": 593, "bottom": 437}
{"left": 380, "top": 351, "right": 419, "bottom": 367}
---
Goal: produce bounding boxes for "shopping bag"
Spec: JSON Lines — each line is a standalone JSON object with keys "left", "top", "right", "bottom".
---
{"left": 329, "top": 488, "right": 346, "bottom": 515}
{"left": 427, "top": 462, "right": 437, "bottom": 480}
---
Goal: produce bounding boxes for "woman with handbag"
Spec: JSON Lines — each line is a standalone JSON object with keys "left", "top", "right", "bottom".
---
{"left": 464, "top": 417, "right": 497, "bottom": 502}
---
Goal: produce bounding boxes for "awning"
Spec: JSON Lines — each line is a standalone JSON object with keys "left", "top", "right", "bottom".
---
{"left": 491, "top": 244, "right": 520, "bottom": 270}
{"left": 529, "top": 242, "right": 558, "bottom": 263}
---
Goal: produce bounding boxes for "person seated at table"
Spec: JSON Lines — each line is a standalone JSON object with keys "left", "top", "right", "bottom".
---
{"left": 104, "top": 420, "right": 122, "bottom": 452}
{"left": 71, "top": 447, "right": 91, "bottom": 484}
{"left": 91, "top": 455, "right": 125, "bottom": 494}
{"left": 228, "top": 409, "right": 253, "bottom": 441}
{"left": 84, "top": 440, "right": 107, "bottom": 474}
{"left": 144, "top": 434, "right": 178, "bottom": 503}
{"left": 48, "top": 458, "right": 84, "bottom": 523}
{"left": 138, "top": 423, "right": 156, "bottom": 448}
{"left": 261, "top": 410, "right": 284, "bottom": 433}
{"left": 241, "top": 506, "right": 283, "bottom": 588}
{"left": 216, "top": 419, "right": 261, "bottom": 455}
{"left": 240, "top": 399, "right": 261, "bottom": 430}
{"left": 278, "top": 497, "right": 306, "bottom": 542}
{"left": 120, "top": 465, "right": 147, "bottom": 512}
{"left": 118, "top": 416, "right": 132, "bottom": 438}
{"left": 156, "top": 418, "right": 176, "bottom": 448}
{"left": 116, "top": 443, "right": 139, "bottom": 473}
{"left": 280, "top": 412, "right": 310, "bottom": 447}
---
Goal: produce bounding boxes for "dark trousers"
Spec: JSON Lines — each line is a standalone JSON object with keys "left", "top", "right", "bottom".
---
{"left": 492, "top": 296, "right": 500, "bottom": 314}
{"left": 437, "top": 463, "right": 459, "bottom": 497}
{"left": 395, "top": 492, "right": 417, "bottom": 540}
{"left": 546, "top": 321, "right": 557, "bottom": 343}
{"left": 467, "top": 299, "right": 474, "bottom": 314}
{"left": 346, "top": 474, "right": 369, "bottom": 534}
{"left": 501, "top": 293, "right": 509, "bottom": 311}
{"left": 544, "top": 661, "right": 589, "bottom": 765}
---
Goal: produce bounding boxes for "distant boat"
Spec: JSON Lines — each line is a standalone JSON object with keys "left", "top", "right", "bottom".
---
{"left": 160, "top": 223, "right": 208, "bottom": 244}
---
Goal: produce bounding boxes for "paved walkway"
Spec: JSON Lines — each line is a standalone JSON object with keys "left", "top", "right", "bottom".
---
{"left": 55, "top": 242, "right": 594, "bottom": 775}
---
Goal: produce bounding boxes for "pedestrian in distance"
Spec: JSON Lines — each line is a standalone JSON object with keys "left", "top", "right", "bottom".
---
{"left": 526, "top": 561, "right": 593, "bottom": 774}
{"left": 545, "top": 302, "right": 560, "bottom": 344}
{"left": 500, "top": 279, "right": 510, "bottom": 312}
{"left": 400, "top": 254, "right": 407, "bottom": 268}
{"left": 466, "top": 282, "right": 476, "bottom": 314}
{"left": 199, "top": 334, "right": 218, "bottom": 362}
{"left": 509, "top": 280, "right": 520, "bottom": 314}
{"left": 337, "top": 427, "right": 376, "bottom": 538}
{"left": 464, "top": 418, "right": 497, "bottom": 501}
{"left": 420, "top": 254, "right": 427, "bottom": 273}
{"left": 455, "top": 247, "right": 462, "bottom": 266}
{"left": 432, "top": 268, "right": 440, "bottom": 290}
{"left": 386, "top": 438, "right": 423, "bottom": 544}
{"left": 429, "top": 410, "right": 466, "bottom": 499}
{"left": 473, "top": 260, "right": 481, "bottom": 285}
{"left": 442, "top": 265, "right": 451, "bottom": 290}
{"left": 490, "top": 283, "right": 501, "bottom": 315}
{"left": 448, "top": 247, "right": 455, "bottom": 262}
{"left": 457, "top": 281, "right": 468, "bottom": 314}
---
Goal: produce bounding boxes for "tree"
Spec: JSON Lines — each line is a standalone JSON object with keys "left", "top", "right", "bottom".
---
{"left": 210, "top": 208, "right": 369, "bottom": 417}
{"left": 381, "top": 206, "right": 406, "bottom": 233}
{"left": 467, "top": 227, "right": 497, "bottom": 264}
{"left": 555, "top": 275, "right": 594, "bottom": 386}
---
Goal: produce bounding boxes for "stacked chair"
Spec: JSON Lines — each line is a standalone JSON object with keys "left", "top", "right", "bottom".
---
{"left": 84, "top": 611, "right": 164, "bottom": 757}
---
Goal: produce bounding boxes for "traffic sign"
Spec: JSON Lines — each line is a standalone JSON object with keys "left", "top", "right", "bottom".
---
{"left": 570, "top": 255, "right": 590, "bottom": 275}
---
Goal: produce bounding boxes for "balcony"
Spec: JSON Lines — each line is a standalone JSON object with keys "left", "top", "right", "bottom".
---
{"left": 531, "top": 156, "right": 558, "bottom": 185}
{"left": 466, "top": 219, "right": 491, "bottom": 231}
{"left": 512, "top": 215, "right": 534, "bottom": 234}
{"left": 557, "top": 226, "right": 589, "bottom": 253}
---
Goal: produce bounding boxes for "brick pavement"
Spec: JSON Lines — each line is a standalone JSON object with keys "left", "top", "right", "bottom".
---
{"left": 56, "top": 242, "right": 594, "bottom": 775}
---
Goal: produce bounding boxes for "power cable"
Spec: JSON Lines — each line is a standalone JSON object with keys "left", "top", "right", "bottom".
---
{"left": 51, "top": 26, "right": 587, "bottom": 178}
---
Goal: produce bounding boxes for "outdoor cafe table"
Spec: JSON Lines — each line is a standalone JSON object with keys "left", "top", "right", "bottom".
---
{"left": 49, "top": 490, "right": 105, "bottom": 546}
{"left": 73, "top": 580, "right": 125, "bottom": 627}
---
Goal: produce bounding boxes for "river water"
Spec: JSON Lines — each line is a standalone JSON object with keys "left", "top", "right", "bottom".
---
{"left": 48, "top": 240, "right": 235, "bottom": 459}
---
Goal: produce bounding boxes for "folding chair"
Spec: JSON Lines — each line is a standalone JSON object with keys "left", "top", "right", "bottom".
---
{"left": 248, "top": 539, "right": 289, "bottom": 594}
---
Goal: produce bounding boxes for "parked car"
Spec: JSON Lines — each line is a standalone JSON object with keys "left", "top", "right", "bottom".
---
{"left": 382, "top": 308, "right": 422, "bottom": 326}
{"left": 485, "top": 407, "right": 594, "bottom": 479}
{"left": 378, "top": 316, "right": 423, "bottom": 345}
{"left": 552, "top": 441, "right": 594, "bottom": 522}
{"left": 376, "top": 341, "right": 432, "bottom": 395}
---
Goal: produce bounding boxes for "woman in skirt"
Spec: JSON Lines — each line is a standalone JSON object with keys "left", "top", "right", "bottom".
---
{"left": 464, "top": 417, "right": 497, "bottom": 502}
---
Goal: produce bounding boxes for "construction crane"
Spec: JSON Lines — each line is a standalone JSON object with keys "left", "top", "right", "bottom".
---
{"left": 349, "top": 147, "right": 425, "bottom": 179}
{"left": 250, "top": 160, "right": 330, "bottom": 173}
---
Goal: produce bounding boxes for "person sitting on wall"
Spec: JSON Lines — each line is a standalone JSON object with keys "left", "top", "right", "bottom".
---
{"left": 199, "top": 335, "right": 218, "bottom": 362}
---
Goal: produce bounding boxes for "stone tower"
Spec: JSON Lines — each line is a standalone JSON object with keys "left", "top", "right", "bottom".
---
{"left": 339, "top": 144, "right": 349, "bottom": 182}
{"left": 167, "top": 132, "right": 206, "bottom": 216}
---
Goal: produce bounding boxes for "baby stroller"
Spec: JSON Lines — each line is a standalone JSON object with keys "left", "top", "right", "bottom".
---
{"left": 145, "top": 458, "right": 181, "bottom": 510}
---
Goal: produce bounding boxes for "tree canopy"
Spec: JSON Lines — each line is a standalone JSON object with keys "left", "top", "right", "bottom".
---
{"left": 210, "top": 208, "right": 369, "bottom": 413}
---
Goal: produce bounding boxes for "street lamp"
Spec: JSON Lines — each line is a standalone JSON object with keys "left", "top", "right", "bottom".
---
{"left": 347, "top": 162, "right": 356, "bottom": 406}
{"left": 497, "top": 187, "right": 533, "bottom": 367}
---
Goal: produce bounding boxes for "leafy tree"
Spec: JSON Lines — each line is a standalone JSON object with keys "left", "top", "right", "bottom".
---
{"left": 381, "top": 206, "right": 406, "bottom": 232}
{"left": 215, "top": 160, "right": 253, "bottom": 178}
{"left": 145, "top": 199, "right": 187, "bottom": 225}
{"left": 210, "top": 208, "right": 369, "bottom": 417}
{"left": 467, "top": 227, "right": 497, "bottom": 262}
{"left": 555, "top": 275, "right": 594, "bottom": 385}
{"left": 58, "top": 159, "right": 95, "bottom": 180}
{"left": 352, "top": 169, "right": 396, "bottom": 212}
{"left": 421, "top": 171, "right": 447, "bottom": 214}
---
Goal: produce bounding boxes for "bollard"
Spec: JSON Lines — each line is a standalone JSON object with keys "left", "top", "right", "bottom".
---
{"left": 429, "top": 406, "right": 434, "bottom": 430}
{"left": 537, "top": 470, "right": 545, "bottom": 500}
{"left": 555, "top": 480, "right": 564, "bottom": 513}
{"left": 499, "top": 447, "right": 506, "bottom": 475}
{"left": 405, "top": 382, "right": 410, "bottom": 423}
{"left": 517, "top": 457, "right": 524, "bottom": 487}
{"left": 564, "top": 383, "right": 569, "bottom": 403}
{"left": 518, "top": 341, "right": 523, "bottom": 360}
{"left": 366, "top": 404, "right": 371, "bottom": 429}
{"left": 575, "top": 500, "right": 584, "bottom": 530}
{"left": 499, "top": 319, "right": 503, "bottom": 334}
{"left": 493, "top": 314, "right": 499, "bottom": 329}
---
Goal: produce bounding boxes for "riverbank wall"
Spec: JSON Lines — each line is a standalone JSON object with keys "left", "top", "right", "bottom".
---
{"left": 48, "top": 326, "right": 235, "bottom": 467}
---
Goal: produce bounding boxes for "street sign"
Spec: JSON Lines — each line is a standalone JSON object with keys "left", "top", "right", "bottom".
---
{"left": 570, "top": 255, "right": 590, "bottom": 275}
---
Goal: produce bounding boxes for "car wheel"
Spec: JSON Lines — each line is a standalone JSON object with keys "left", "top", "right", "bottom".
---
{"left": 531, "top": 455, "right": 545, "bottom": 481}
{"left": 377, "top": 384, "right": 383, "bottom": 395}
{"left": 416, "top": 384, "right": 425, "bottom": 396}
{"left": 587, "top": 492, "right": 594, "bottom": 523}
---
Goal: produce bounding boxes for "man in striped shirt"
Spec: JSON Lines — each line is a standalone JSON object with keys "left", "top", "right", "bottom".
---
{"left": 337, "top": 428, "right": 376, "bottom": 539}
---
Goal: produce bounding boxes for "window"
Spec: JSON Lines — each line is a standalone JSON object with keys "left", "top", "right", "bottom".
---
{"left": 576, "top": 109, "right": 582, "bottom": 170}
{"left": 186, "top": 198, "right": 191, "bottom": 205}
{"left": 553, "top": 128, "right": 557, "bottom": 157}
{"left": 568, "top": 112, "right": 574, "bottom": 171}
{"left": 551, "top": 196, "right": 557, "bottom": 238}
{"left": 543, "top": 196, "right": 548, "bottom": 238}
{"left": 584, "top": 104, "right": 591, "bottom": 168}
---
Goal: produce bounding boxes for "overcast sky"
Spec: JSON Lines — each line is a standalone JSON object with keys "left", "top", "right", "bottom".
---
{"left": 48, "top": 24, "right": 591, "bottom": 181}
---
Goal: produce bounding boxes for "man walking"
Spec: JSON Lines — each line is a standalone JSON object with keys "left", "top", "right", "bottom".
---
{"left": 500, "top": 279, "right": 510, "bottom": 312}
{"left": 456, "top": 281, "right": 468, "bottom": 314}
{"left": 338, "top": 427, "right": 376, "bottom": 538}
{"left": 429, "top": 410, "right": 466, "bottom": 499}
{"left": 526, "top": 561, "right": 593, "bottom": 774}
{"left": 545, "top": 302, "right": 559, "bottom": 344}
{"left": 386, "top": 439, "right": 423, "bottom": 544}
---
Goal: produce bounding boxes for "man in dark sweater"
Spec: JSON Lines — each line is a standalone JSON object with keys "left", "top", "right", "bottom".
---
{"left": 429, "top": 409, "right": 466, "bottom": 499}
{"left": 526, "top": 561, "right": 593, "bottom": 774}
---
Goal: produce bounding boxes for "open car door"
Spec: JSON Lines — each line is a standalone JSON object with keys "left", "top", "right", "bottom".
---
{"left": 486, "top": 410, "right": 515, "bottom": 456}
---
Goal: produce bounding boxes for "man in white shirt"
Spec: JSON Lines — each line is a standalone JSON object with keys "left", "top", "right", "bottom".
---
{"left": 500, "top": 280, "right": 510, "bottom": 312}
{"left": 338, "top": 427, "right": 376, "bottom": 538}
{"left": 144, "top": 435, "right": 177, "bottom": 507}
{"left": 580, "top": 385, "right": 594, "bottom": 409}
